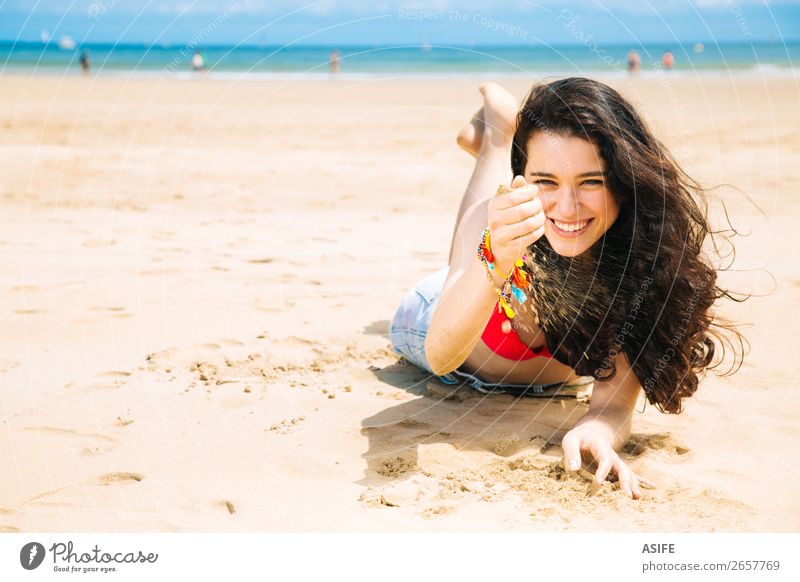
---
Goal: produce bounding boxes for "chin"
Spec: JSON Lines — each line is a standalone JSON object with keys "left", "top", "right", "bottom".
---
{"left": 543, "top": 234, "right": 592, "bottom": 257}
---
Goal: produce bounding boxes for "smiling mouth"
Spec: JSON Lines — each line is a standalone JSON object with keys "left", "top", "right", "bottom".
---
{"left": 549, "top": 218, "right": 594, "bottom": 236}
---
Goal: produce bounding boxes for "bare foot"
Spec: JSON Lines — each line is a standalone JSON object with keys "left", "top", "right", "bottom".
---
{"left": 456, "top": 108, "right": 484, "bottom": 157}
{"left": 479, "top": 82, "right": 519, "bottom": 150}
{"left": 456, "top": 83, "right": 519, "bottom": 157}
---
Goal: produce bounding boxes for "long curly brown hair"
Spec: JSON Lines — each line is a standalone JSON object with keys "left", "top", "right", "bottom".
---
{"left": 510, "top": 77, "right": 746, "bottom": 414}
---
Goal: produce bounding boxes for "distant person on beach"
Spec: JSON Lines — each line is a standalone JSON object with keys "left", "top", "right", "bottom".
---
{"left": 79, "top": 50, "right": 90, "bottom": 76}
{"left": 329, "top": 49, "right": 340, "bottom": 77}
{"left": 627, "top": 49, "right": 641, "bottom": 74}
{"left": 662, "top": 51, "right": 674, "bottom": 71}
{"left": 191, "top": 51, "right": 207, "bottom": 73}
{"left": 389, "top": 79, "right": 744, "bottom": 498}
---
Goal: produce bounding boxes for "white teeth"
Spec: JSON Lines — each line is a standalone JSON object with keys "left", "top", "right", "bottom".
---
{"left": 553, "top": 220, "right": 589, "bottom": 232}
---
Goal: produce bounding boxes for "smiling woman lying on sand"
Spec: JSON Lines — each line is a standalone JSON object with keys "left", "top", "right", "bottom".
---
{"left": 390, "top": 77, "right": 744, "bottom": 499}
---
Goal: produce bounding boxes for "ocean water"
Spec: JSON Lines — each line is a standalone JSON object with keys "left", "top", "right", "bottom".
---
{"left": 1, "top": 40, "right": 798, "bottom": 79}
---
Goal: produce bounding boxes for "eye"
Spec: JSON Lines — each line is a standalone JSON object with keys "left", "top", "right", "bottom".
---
{"left": 532, "top": 179, "right": 557, "bottom": 186}
{"left": 581, "top": 179, "right": 604, "bottom": 186}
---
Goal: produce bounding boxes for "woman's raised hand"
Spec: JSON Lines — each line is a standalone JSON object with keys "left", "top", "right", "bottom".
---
{"left": 486, "top": 174, "right": 546, "bottom": 276}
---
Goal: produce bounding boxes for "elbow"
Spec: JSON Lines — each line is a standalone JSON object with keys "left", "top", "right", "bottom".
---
{"left": 423, "top": 337, "right": 444, "bottom": 376}
{"left": 430, "top": 361, "right": 455, "bottom": 377}
{"left": 423, "top": 334, "right": 461, "bottom": 377}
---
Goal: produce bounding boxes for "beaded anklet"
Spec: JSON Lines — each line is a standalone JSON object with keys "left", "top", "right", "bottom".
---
{"left": 477, "top": 227, "right": 532, "bottom": 319}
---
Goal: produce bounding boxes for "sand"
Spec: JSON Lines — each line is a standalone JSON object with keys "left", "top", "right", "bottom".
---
{"left": 0, "top": 72, "right": 798, "bottom": 532}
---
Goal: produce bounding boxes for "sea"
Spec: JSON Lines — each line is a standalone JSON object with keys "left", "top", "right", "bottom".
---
{"left": 1, "top": 40, "right": 798, "bottom": 79}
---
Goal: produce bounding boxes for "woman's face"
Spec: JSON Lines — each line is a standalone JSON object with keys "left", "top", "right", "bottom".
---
{"left": 524, "top": 132, "right": 620, "bottom": 257}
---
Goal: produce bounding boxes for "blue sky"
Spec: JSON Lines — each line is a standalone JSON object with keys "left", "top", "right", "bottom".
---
{"left": 1, "top": 1, "right": 798, "bottom": 45}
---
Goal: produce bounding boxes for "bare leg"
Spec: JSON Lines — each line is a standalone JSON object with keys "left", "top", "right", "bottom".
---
{"left": 447, "top": 83, "right": 519, "bottom": 270}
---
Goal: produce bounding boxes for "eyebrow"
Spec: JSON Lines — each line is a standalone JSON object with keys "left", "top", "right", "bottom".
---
{"left": 528, "top": 171, "right": 606, "bottom": 178}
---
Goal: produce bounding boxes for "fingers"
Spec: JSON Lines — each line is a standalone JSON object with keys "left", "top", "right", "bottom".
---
{"left": 488, "top": 194, "right": 545, "bottom": 259}
{"left": 594, "top": 455, "right": 614, "bottom": 488}
{"left": 505, "top": 211, "right": 544, "bottom": 245}
{"left": 587, "top": 441, "right": 624, "bottom": 492}
{"left": 614, "top": 459, "right": 637, "bottom": 499}
{"left": 490, "top": 197, "right": 543, "bottom": 237}
{"left": 562, "top": 428, "right": 651, "bottom": 500}
{"left": 504, "top": 199, "right": 543, "bottom": 226}
{"left": 489, "top": 176, "right": 543, "bottom": 252}
{"left": 594, "top": 451, "right": 646, "bottom": 500}
{"left": 561, "top": 431, "right": 582, "bottom": 472}
{"left": 494, "top": 179, "right": 538, "bottom": 211}
{"left": 615, "top": 463, "right": 647, "bottom": 500}
{"left": 511, "top": 225, "right": 545, "bottom": 247}
{"left": 631, "top": 473, "right": 642, "bottom": 499}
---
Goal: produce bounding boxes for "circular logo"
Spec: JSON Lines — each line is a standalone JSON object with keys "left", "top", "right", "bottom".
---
{"left": 20, "top": 542, "right": 46, "bottom": 570}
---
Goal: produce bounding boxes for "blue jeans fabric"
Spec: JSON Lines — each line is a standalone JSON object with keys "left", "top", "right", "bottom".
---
{"left": 389, "top": 266, "right": 587, "bottom": 394}
{"left": 389, "top": 266, "right": 451, "bottom": 379}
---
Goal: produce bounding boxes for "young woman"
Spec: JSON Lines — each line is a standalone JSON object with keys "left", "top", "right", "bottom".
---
{"left": 389, "top": 77, "right": 742, "bottom": 500}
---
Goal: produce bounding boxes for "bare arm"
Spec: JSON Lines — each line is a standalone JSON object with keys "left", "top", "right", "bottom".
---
{"left": 561, "top": 353, "right": 646, "bottom": 498}
{"left": 574, "top": 353, "right": 641, "bottom": 450}
{"left": 425, "top": 176, "right": 545, "bottom": 376}
{"left": 423, "top": 253, "right": 504, "bottom": 376}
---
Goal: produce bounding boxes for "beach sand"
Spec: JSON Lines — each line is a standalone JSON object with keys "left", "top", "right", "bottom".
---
{"left": 0, "top": 72, "right": 798, "bottom": 532}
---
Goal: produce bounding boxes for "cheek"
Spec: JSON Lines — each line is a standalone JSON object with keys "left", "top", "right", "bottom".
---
{"left": 595, "top": 192, "right": 620, "bottom": 224}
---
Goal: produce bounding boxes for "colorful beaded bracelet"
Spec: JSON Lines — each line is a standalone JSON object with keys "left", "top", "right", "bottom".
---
{"left": 477, "top": 227, "right": 532, "bottom": 319}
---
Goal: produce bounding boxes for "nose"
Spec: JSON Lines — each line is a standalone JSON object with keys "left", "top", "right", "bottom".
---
{"left": 544, "top": 184, "right": 579, "bottom": 216}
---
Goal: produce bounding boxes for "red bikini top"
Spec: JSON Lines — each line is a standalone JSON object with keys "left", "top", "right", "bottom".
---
{"left": 480, "top": 305, "right": 553, "bottom": 361}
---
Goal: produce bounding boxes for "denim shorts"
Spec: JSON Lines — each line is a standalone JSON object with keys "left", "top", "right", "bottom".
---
{"left": 389, "top": 266, "right": 593, "bottom": 397}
